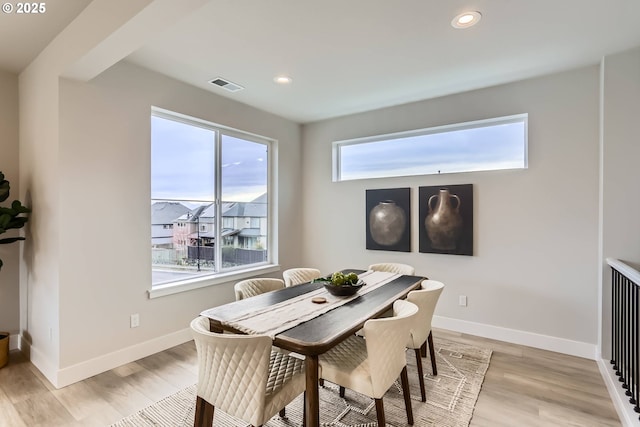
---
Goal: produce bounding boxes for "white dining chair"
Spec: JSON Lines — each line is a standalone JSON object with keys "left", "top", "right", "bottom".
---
{"left": 318, "top": 299, "right": 419, "bottom": 426}
{"left": 190, "top": 316, "right": 306, "bottom": 427}
{"left": 234, "top": 278, "right": 285, "bottom": 300}
{"left": 282, "top": 267, "right": 322, "bottom": 287}
{"left": 368, "top": 262, "right": 415, "bottom": 275}
{"left": 406, "top": 279, "right": 445, "bottom": 402}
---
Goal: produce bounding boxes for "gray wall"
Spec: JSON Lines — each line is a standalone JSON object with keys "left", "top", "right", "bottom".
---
{"left": 0, "top": 69, "right": 20, "bottom": 340}
{"left": 301, "top": 66, "right": 601, "bottom": 354}
{"left": 601, "top": 46, "right": 640, "bottom": 359}
{"left": 15, "top": 60, "right": 302, "bottom": 384}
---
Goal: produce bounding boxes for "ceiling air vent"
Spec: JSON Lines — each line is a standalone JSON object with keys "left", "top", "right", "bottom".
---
{"left": 208, "top": 77, "right": 244, "bottom": 92}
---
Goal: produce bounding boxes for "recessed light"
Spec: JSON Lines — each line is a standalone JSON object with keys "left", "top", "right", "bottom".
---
{"left": 274, "top": 75, "right": 292, "bottom": 84}
{"left": 451, "top": 11, "right": 481, "bottom": 29}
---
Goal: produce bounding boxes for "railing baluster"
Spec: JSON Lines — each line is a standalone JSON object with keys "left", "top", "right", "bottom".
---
{"left": 608, "top": 260, "right": 640, "bottom": 418}
{"left": 636, "top": 282, "right": 640, "bottom": 413}
{"left": 621, "top": 272, "right": 627, "bottom": 386}
{"left": 632, "top": 281, "right": 638, "bottom": 407}
{"left": 612, "top": 268, "right": 618, "bottom": 371}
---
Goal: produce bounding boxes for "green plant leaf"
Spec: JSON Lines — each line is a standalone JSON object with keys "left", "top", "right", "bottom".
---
{"left": 0, "top": 213, "right": 9, "bottom": 228}
{"left": 0, "top": 179, "right": 9, "bottom": 203}
{"left": 6, "top": 217, "right": 28, "bottom": 229}
{"left": 0, "top": 237, "right": 25, "bottom": 244}
{"left": 0, "top": 171, "right": 30, "bottom": 248}
{"left": 11, "top": 200, "right": 30, "bottom": 213}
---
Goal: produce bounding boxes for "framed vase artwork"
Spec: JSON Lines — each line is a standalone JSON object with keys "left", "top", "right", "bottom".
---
{"left": 366, "top": 188, "right": 411, "bottom": 252}
{"left": 419, "top": 184, "right": 473, "bottom": 255}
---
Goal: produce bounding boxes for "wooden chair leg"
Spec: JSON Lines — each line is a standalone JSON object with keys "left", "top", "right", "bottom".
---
{"left": 414, "top": 348, "right": 426, "bottom": 402}
{"left": 401, "top": 367, "right": 414, "bottom": 425}
{"left": 194, "top": 396, "right": 214, "bottom": 427}
{"left": 374, "top": 398, "right": 385, "bottom": 427}
{"left": 339, "top": 386, "right": 345, "bottom": 398}
{"left": 319, "top": 378, "right": 324, "bottom": 386}
{"left": 279, "top": 408, "right": 286, "bottom": 417}
{"left": 428, "top": 331, "right": 437, "bottom": 376}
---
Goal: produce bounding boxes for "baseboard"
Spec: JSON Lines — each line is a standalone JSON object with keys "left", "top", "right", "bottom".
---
{"left": 9, "top": 333, "right": 20, "bottom": 350}
{"left": 20, "top": 317, "right": 597, "bottom": 389}
{"left": 28, "top": 343, "right": 59, "bottom": 387}
{"left": 31, "top": 328, "right": 193, "bottom": 388}
{"left": 597, "top": 358, "right": 638, "bottom": 427}
{"left": 433, "top": 315, "right": 597, "bottom": 360}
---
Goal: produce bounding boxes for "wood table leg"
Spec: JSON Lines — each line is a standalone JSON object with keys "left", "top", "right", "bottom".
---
{"left": 305, "top": 355, "right": 320, "bottom": 427}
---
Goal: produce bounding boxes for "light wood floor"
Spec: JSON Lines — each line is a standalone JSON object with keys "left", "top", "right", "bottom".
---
{"left": 0, "top": 329, "right": 622, "bottom": 427}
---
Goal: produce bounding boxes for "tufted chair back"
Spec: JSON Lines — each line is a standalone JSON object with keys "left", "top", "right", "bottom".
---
{"left": 318, "top": 299, "right": 418, "bottom": 426}
{"left": 363, "top": 299, "right": 419, "bottom": 398}
{"left": 282, "top": 268, "right": 322, "bottom": 287}
{"left": 234, "top": 278, "right": 285, "bottom": 300}
{"left": 190, "top": 316, "right": 305, "bottom": 427}
{"left": 406, "top": 280, "right": 444, "bottom": 349}
{"left": 405, "top": 279, "right": 445, "bottom": 402}
{"left": 368, "top": 262, "right": 415, "bottom": 275}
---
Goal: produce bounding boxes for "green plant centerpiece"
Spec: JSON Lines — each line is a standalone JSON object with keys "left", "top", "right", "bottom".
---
{"left": 315, "top": 271, "right": 364, "bottom": 297}
{"left": 329, "top": 272, "right": 359, "bottom": 286}
{"left": 0, "top": 171, "right": 31, "bottom": 271}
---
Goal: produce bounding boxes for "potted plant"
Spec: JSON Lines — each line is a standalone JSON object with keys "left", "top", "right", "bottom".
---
{"left": 0, "top": 171, "right": 30, "bottom": 368}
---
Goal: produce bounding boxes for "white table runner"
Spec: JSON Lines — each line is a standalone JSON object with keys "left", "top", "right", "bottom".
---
{"left": 221, "top": 270, "right": 400, "bottom": 338}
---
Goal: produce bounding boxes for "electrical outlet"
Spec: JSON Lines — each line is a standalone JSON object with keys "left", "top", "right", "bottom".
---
{"left": 459, "top": 295, "right": 467, "bottom": 307}
{"left": 130, "top": 313, "right": 140, "bottom": 328}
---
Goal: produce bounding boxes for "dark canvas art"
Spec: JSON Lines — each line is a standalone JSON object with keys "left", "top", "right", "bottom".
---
{"left": 419, "top": 184, "right": 473, "bottom": 255}
{"left": 366, "top": 188, "right": 411, "bottom": 252}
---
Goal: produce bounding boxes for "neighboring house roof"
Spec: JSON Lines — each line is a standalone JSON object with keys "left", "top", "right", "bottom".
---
{"left": 223, "top": 193, "right": 267, "bottom": 218}
{"left": 151, "top": 202, "right": 192, "bottom": 225}
{"left": 239, "top": 228, "right": 261, "bottom": 237}
{"left": 174, "top": 194, "right": 267, "bottom": 222}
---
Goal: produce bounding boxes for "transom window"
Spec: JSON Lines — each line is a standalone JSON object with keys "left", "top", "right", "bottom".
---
{"left": 151, "top": 108, "right": 272, "bottom": 289}
{"left": 333, "top": 114, "right": 527, "bottom": 181}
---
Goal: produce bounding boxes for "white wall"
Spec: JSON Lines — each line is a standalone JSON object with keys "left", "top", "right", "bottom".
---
{"left": 14, "top": 0, "right": 303, "bottom": 387}
{"left": 301, "top": 66, "right": 600, "bottom": 356}
{"left": 599, "top": 45, "right": 640, "bottom": 427}
{"left": 601, "top": 46, "right": 640, "bottom": 359}
{"left": 55, "top": 61, "right": 301, "bottom": 375}
{"left": 0, "top": 69, "right": 20, "bottom": 342}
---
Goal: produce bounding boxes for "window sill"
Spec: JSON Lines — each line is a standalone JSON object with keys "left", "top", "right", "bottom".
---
{"left": 148, "top": 264, "right": 281, "bottom": 299}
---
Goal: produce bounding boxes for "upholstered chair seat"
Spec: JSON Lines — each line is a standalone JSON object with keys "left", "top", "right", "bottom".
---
{"left": 191, "top": 316, "right": 306, "bottom": 427}
{"left": 368, "top": 262, "right": 415, "bottom": 275}
{"left": 282, "top": 268, "right": 322, "bottom": 287}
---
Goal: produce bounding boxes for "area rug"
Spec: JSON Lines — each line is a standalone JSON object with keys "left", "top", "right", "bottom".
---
{"left": 110, "top": 337, "right": 491, "bottom": 427}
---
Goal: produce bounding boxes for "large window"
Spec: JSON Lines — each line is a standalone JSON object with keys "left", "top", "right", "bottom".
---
{"left": 151, "top": 108, "right": 272, "bottom": 288}
{"left": 333, "top": 114, "right": 527, "bottom": 181}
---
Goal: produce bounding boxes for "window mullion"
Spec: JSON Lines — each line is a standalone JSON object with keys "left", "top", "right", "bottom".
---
{"left": 214, "top": 130, "right": 223, "bottom": 273}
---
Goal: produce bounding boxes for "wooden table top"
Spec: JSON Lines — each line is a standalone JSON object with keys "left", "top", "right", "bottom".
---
{"left": 201, "top": 272, "right": 424, "bottom": 355}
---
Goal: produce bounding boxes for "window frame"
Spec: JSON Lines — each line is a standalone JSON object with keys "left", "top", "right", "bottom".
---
{"left": 149, "top": 107, "right": 278, "bottom": 299}
{"left": 332, "top": 114, "right": 528, "bottom": 182}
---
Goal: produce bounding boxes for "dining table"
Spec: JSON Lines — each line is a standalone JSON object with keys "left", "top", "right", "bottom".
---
{"left": 200, "top": 269, "right": 425, "bottom": 427}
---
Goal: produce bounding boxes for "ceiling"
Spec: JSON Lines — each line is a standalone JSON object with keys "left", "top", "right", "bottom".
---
{"left": 0, "top": 0, "right": 93, "bottom": 73}
{"left": 4, "top": 1, "right": 640, "bottom": 124}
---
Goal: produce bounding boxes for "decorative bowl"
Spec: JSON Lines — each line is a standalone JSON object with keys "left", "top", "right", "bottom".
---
{"left": 324, "top": 280, "right": 364, "bottom": 297}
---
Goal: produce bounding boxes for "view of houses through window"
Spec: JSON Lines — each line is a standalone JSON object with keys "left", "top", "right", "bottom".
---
{"left": 151, "top": 109, "right": 270, "bottom": 287}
